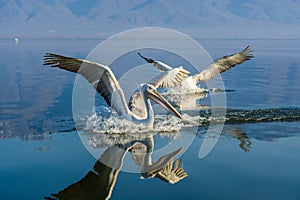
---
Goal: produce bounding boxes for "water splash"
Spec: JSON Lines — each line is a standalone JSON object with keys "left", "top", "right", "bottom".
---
{"left": 80, "top": 106, "right": 208, "bottom": 147}
{"left": 72, "top": 106, "right": 300, "bottom": 148}
{"left": 84, "top": 112, "right": 190, "bottom": 135}
{"left": 83, "top": 105, "right": 213, "bottom": 134}
{"left": 83, "top": 106, "right": 300, "bottom": 135}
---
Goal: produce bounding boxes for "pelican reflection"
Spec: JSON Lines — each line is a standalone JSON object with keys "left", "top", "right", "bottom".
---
{"left": 226, "top": 129, "right": 252, "bottom": 152}
{"left": 45, "top": 134, "right": 188, "bottom": 200}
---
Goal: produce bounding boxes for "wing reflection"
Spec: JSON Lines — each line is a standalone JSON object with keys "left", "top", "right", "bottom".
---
{"left": 226, "top": 128, "right": 252, "bottom": 152}
{"left": 45, "top": 134, "right": 188, "bottom": 200}
{"left": 226, "top": 129, "right": 252, "bottom": 152}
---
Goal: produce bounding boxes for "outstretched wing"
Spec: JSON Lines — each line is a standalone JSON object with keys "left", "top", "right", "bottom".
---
{"left": 43, "top": 53, "right": 131, "bottom": 117}
{"left": 156, "top": 159, "right": 188, "bottom": 184}
{"left": 45, "top": 146, "right": 126, "bottom": 200}
{"left": 193, "top": 45, "right": 254, "bottom": 82}
{"left": 148, "top": 67, "right": 190, "bottom": 88}
{"left": 138, "top": 52, "right": 173, "bottom": 71}
{"left": 138, "top": 52, "right": 192, "bottom": 88}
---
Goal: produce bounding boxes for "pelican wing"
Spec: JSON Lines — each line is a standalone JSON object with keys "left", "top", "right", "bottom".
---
{"left": 148, "top": 67, "right": 190, "bottom": 88}
{"left": 145, "top": 147, "right": 184, "bottom": 173}
{"left": 156, "top": 159, "right": 188, "bottom": 184}
{"left": 193, "top": 45, "right": 254, "bottom": 82}
{"left": 138, "top": 51, "right": 190, "bottom": 87}
{"left": 43, "top": 53, "right": 131, "bottom": 117}
{"left": 45, "top": 146, "right": 126, "bottom": 200}
{"left": 138, "top": 52, "right": 173, "bottom": 71}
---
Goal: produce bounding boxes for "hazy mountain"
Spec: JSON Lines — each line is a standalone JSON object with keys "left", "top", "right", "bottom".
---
{"left": 1, "top": 0, "right": 300, "bottom": 38}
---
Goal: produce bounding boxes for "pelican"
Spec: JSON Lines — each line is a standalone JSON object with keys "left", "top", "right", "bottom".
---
{"left": 43, "top": 53, "right": 184, "bottom": 128}
{"left": 130, "top": 139, "right": 188, "bottom": 183}
{"left": 127, "top": 66, "right": 190, "bottom": 119}
{"left": 45, "top": 138, "right": 187, "bottom": 200}
{"left": 138, "top": 45, "right": 254, "bottom": 93}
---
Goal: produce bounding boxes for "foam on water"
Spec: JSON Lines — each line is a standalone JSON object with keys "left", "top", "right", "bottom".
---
{"left": 76, "top": 105, "right": 300, "bottom": 149}
{"left": 83, "top": 106, "right": 300, "bottom": 134}
{"left": 84, "top": 112, "right": 204, "bottom": 135}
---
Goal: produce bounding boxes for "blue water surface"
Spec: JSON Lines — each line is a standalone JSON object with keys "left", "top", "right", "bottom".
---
{"left": 0, "top": 38, "right": 300, "bottom": 200}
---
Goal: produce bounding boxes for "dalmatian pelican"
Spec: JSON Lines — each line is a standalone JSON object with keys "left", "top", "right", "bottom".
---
{"left": 45, "top": 137, "right": 188, "bottom": 200}
{"left": 138, "top": 45, "right": 254, "bottom": 93}
{"left": 43, "top": 53, "right": 187, "bottom": 128}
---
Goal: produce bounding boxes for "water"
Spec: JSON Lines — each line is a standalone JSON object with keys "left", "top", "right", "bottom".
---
{"left": 0, "top": 38, "right": 300, "bottom": 200}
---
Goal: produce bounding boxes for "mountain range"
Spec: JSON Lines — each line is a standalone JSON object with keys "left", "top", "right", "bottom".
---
{"left": 1, "top": 0, "right": 300, "bottom": 38}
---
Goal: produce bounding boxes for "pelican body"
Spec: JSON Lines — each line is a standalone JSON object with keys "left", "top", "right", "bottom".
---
{"left": 43, "top": 53, "right": 183, "bottom": 128}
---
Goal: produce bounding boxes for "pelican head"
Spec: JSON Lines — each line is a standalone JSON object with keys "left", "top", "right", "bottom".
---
{"left": 142, "top": 84, "right": 183, "bottom": 119}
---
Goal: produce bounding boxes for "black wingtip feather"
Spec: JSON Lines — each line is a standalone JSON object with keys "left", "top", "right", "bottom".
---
{"left": 241, "top": 45, "right": 254, "bottom": 59}
{"left": 137, "top": 52, "right": 154, "bottom": 63}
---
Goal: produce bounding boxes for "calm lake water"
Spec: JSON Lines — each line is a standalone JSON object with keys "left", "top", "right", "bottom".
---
{"left": 0, "top": 38, "right": 300, "bottom": 200}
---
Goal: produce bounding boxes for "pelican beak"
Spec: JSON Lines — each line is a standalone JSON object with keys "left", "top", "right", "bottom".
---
{"left": 148, "top": 89, "right": 183, "bottom": 120}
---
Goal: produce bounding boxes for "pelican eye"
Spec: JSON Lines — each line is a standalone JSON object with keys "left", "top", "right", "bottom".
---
{"left": 146, "top": 86, "right": 153, "bottom": 91}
